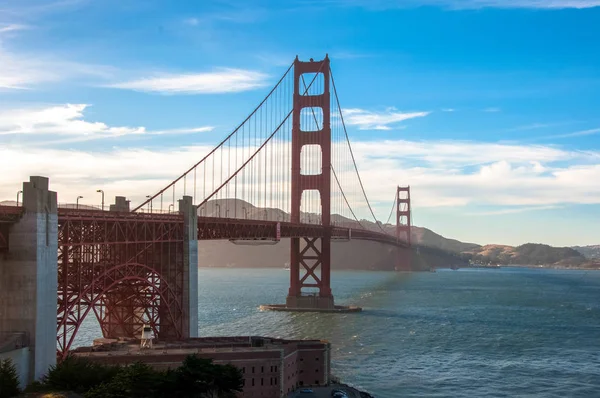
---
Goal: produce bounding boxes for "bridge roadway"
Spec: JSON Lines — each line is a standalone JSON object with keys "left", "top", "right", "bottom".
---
{"left": 1, "top": 205, "right": 407, "bottom": 250}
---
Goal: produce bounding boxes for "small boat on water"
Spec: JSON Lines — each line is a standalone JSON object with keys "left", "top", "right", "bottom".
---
{"left": 283, "top": 262, "right": 290, "bottom": 270}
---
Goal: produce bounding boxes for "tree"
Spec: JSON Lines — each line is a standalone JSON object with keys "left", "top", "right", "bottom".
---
{"left": 172, "top": 355, "right": 243, "bottom": 398}
{"left": 85, "top": 362, "right": 164, "bottom": 398}
{"left": 0, "top": 358, "right": 21, "bottom": 398}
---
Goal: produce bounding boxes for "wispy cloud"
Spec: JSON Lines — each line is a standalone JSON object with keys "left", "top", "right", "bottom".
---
{"left": 546, "top": 128, "right": 600, "bottom": 139}
{"left": 0, "top": 104, "right": 213, "bottom": 141}
{"left": 0, "top": 24, "right": 28, "bottom": 33}
{"left": 108, "top": 69, "right": 270, "bottom": 95}
{"left": 483, "top": 107, "right": 501, "bottom": 113}
{"left": 442, "top": 108, "right": 455, "bottom": 112}
{"left": 466, "top": 205, "right": 562, "bottom": 216}
{"left": 318, "top": 0, "right": 600, "bottom": 9}
{"left": 341, "top": 107, "right": 430, "bottom": 130}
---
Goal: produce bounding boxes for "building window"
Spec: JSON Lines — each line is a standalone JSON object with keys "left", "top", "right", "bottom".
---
{"left": 252, "top": 366, "right": 255, "bottom": 373}
{"left": 299, "top": 381, "right": 304, "bottom": 386}
{"left": 315, "top": 380, "right": 319, "bottom": 385}
{"left": 275, "top": 366, "right": 278, "bottom": 372}
{"left": 242, "top": 367, "right": 246, "bottom": 374}
{"left": 300, "top": 358, "right": 304, "bottom": 361}
{"left": 261, "top": 378, "right": 264, "bottom": 386}
{"left": 300, "top": 370, "right": 304, "bottom": 374}
{"left": 261, "top": 366, "right": 264, "bottom": 373}
{"left": 316, "top": 369, "right": 319, "bottom": 373}
{"left": 275, "top": 378, "right": 278, "bottom": 385}
{"left": 243, "top": 379, "right": 246, "bottom": 387}
{"left": 252, "top": 378, "right": 255, "bottom": 387}
{"left": 315, "top": 357, "right": 319, "bottom": 361}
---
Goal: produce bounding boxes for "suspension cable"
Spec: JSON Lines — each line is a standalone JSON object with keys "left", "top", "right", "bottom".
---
{"left": 132, "top": 61, "right": 295, "bottom": 212}
{"left": 330, "top": 66, "right": 386, "bottom": 233}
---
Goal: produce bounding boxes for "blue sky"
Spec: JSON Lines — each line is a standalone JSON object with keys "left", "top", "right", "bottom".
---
{"left": 1, "top": 0, "right": 599, "bottom": 246}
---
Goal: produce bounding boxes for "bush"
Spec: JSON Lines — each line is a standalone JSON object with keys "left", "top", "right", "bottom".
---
{"left": 42, "top": 355, "right": 120, "bottom": 394}
{"left": 24, "top": 354, "right": 243, "bottom": 398}
{"left": 0, "top": 358, "right": 21, "bottom": 398}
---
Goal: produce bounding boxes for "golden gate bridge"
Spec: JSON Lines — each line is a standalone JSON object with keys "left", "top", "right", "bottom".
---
{"left": 0, "top": 56, "right": 412, "bottom": 375}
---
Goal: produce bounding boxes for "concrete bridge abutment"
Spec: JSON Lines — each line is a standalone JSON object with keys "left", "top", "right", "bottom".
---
{"left": 0, "top": 176, "right": 58, "bottom": 382}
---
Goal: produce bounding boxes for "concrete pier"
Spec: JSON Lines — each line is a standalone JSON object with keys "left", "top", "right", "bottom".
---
{"left": 0, "top": 176, "right": 58, "bottom": 381}
{"left": 179, "top": 196, "right": 198, "bottom": 338}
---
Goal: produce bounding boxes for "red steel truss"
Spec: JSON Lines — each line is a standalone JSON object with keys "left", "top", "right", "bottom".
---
{"left": 1, "top": 201, "right": 410, "bottom": 357}
{"left": 57, "top": 208, "right": 186, "bottom": 357}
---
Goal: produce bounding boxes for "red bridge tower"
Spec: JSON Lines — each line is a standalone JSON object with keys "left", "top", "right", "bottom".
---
{"left": 286, "top": 55, "right": 334, "bottom": 310}
{"left": 396, "top": 186, "right": 412, "bottom": 271}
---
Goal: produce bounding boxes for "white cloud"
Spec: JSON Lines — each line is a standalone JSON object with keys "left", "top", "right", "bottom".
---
{"left": 1, "top": 138, "right": 599, "bottom": 216}
{"left": 442, "top": 108, "right": 455, "bottom": 112}
{"left": 466, "top": 205, "right": 562, "bottom": 216}
{"left": 108, "top": 69, "right": 270, "bottom": 94}
{"left": 0, "top": 103, "right": 213, "bottom": 140}
{"left": 341, "top": 108, "right": 429, "bottom": 130}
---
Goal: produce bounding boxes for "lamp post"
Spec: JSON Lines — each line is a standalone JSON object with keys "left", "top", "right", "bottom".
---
{"left": 168, "top": 204, "right": 174, "bottom": 213}
{"left": 76, "top": 196, "right": 83, "bottom": 209}
{"left": 225, "top": 209, "right": 229, "bottom": 218}
{"left": 264, "top": 209, "right": 268, "bottom": 220}
{"left": 215, "top": 204, "right": 221, "bottom": 217}
{"left": 16, "top": 190, "right": 22, "bottom": 206}
{"left": 242, "top": 206, "right": 248, "bottom": 219}
{"left": 146, "top": 195, "right": 152, "bottom": 213}
{"left": 96, "top": 189, "right": 104, "bottom": 211}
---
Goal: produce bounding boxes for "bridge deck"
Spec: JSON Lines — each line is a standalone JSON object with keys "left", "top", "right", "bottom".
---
{"left": 0, "top": 206, "right": 406, "bottom": 248}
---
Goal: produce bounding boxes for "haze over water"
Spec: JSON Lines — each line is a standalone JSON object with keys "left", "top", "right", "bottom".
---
{"left": 77, "top": 267, "right": 600, "bottom": 397}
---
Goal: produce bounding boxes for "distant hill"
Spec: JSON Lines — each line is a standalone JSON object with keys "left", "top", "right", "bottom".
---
{"left": 572, "top": 245, "right": 600, "bottom": 259}
{"left": 464, "top": 243, "right": 589, "bottom": 267}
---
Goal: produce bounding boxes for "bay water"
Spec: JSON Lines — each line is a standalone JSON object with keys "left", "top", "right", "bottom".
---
{"left": 76, "top": 267, "right": 600, "bottom": 397}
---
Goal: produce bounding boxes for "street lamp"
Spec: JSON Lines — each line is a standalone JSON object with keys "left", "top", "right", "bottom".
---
{"left": 264, "top": 209, "right": 268, "bottom": 220}
{"left": 242, "top": 206, "right": 248, "bottom": 219}
{"left": 16, "top": 190, "right": 22, "bottom": 206}
{"left": 96, "top": 189, "right": 104, "bottom": 211}
{"left": 76, "top": 196, "right": 83, "bottom": 209}
{"left": 168, "top": 204, "right": 174, "bottom": 213}
{"left": 225, "top": 209, "right": 229, "bottom": 218}
{"left": 146, "top": 195, "right": 152, "bottom": 213}
{"left": 215, "top": 203, "right": 221, "bottom": 217}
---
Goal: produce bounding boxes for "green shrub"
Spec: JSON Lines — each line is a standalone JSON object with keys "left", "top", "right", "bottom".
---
{"left": 0, "top": 358, "right": 21, "bottom": 398}
{"left": 42, "top": 355, "right": 120, "bottom": 394}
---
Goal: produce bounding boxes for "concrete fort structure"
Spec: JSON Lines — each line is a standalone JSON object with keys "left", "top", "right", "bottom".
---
{"left": 72, "top": 336, "right": 332, "bottom": 398}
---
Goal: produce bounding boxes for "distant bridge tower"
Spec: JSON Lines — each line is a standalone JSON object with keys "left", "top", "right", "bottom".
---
{"left": 286, "top": 55, "right": 334, "bottom": 310}
{"left": 396, "top": 186, "right": 412, "bottom": 271}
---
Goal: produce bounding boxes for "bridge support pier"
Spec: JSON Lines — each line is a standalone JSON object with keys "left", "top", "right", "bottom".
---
{"left": 0, "top": 176, "right": 58, "bottom": 382}
{"left": 179, "top": 196, "right": 198, "bottom": 338}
